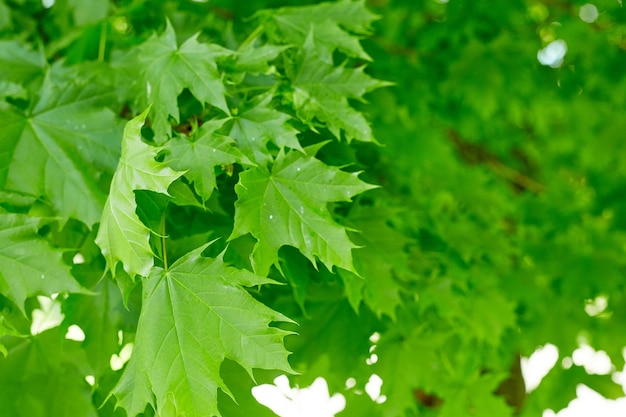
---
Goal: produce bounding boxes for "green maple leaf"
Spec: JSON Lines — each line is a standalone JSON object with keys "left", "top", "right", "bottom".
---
{"left": 0, "top": 328, "right": 97, "bottom": 417}
{"left": 437, "top": 374, "right": 513, "bottom": 417}
{"left": 231, "top": 149, "right": 376, "bottom": 276}
{"left": 0, "top": 81, "right": 27, "bottom": 101}
{"left": 0, "top": 3, "right": 10, "bottom": 31}
{"left": 111, "top": 244, "right": 293, "bottom": 417}
{"left": 95, "top": 109, "right": 183, "bottom": 278}
{"left": 338, "top": 200, "right": 410, "bottom": 320}
{"left": 0, "top": 308, "right": 22, "bottom": 358}
{"left": 218, "top": 361, "right": 285, "bottom": 417}
{"left": 135, "top": 21, "right": 230, "bottom": 140}
{"left": 0, "top": 213, "right": 86, "bottom": 313}
{"left": 232, "top": 40, "right": 288, "bottom": 74}
{"left": 63, "top": 278, "right": 126, "bottom": 378}
{"left": 225, "top": 92, "right": 302, "bottom": 164}
{"left": 166, "top": 120, "right": 250, "bottom": 201}
{"left": 288, "top": 301, "right": 375, "bottom": 391}
{"left": 262, "top": 0, "right": 379, "bottom": 63}
{"left": 0, "top": 76, "right": 123, "bottom": 225}
{"left": 0, "top": 40, "right": 46, "bottom": 85}
{"left": 289, "top": 30, "right": 390, "bottom": 143}
{"left": 460, "top": 287, "right": 516, "bottom": 346}
{"left": 420, "top": 274, "right": 516, "bottom": 346}
{"left": 375, "top": 329, "right": 450, "bottom": 417}
{"left": 66, "top": 0, "right": 109, "bottom": 25}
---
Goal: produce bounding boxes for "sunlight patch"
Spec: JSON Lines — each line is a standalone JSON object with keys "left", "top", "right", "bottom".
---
{"left": 522, "top": 344, "right": 559, "bottom": 392}
{"left": 65, "top": 324, "right": 86, "bottom": 342}
{"left": 110, "top": 343, "right": 133, "bottom": 371}
{"left": 538, "top": 40, "right": 567, "bottom": 68}
{"left": 252, "top": 376, "right": 346, "bottom": 417}
{"left": 365, "top": 374, "right": 387, "bottom": 404}
{"left": 30, "top": 295, "right": 64, "bottom": 335}
{"left": 573, "top": 345, "right": 613, "bottom": 375}
{"left": 580, "top": 4, "right": 599, "bottom": 23}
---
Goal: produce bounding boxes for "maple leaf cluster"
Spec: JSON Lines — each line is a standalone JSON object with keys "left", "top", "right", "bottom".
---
{"left": 3, "top": 0, "right": 626, "bottom": 416}
{"left": 0, "top": 1, "right": 389, "bottom": 416}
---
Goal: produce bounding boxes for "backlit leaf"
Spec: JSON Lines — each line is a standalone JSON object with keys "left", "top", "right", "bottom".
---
{"left": 111, "top": 244, "right": 293, "bottom": 417}
{"left": 338, "top": 200, "right": 410, "bottom": 319}
{"left": 0, "top": 76, "right": 123, "bottom": 225}
{"left": 134, "top": 22, "right": 230, "bottom": 140}
{"left": 0, "top": 328, "right": 96, "bottom": 417}
{"left": 289, "top": 30, "right": 389, "bottom": 142}
{"left": 262, "top": 0, "right": 378, "bottom": 63}
{"left": 166, "top": 120, "right": 249, "bottom": 201}
{"left": 225, "top": 92, "right": 302, "bottom": 165}
{"left": 95, "top": 109, "right": 183, "bottom": 278}
{"left": 231, "top": 149, "right": 376, "bottom": 276}
{"left": 0, "top": 40, "right": 46, "bottom": 85}
{"left": 0, "top": 213, "right": 85, "bottom": 313}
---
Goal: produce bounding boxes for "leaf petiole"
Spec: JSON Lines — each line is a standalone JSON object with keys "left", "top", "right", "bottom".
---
{"left": 161, "top": 210, "right": 168, "bottom": 271}
{"left": 98, "top": 21, "right": 107, "bottom": 62}
{"left": 238, "top": 24, "right": 265, "bottom": 51}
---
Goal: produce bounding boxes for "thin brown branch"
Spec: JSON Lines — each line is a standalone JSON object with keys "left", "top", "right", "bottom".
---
{"left": 446, "top": 129, "right": 545, "bottom": 194}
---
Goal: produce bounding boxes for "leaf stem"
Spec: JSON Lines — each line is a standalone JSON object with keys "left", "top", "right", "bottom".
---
{"left": 440, "top": 352, "right": 456, "bottom": 377}
{"left": 487, "top": 160, "right": 545, "bottom": 194}
{"left": 98, "top": 21, "right": 107, "bottom": 62}
{"left": 238, "top": 25, "right": 264, "bottom": 51}
{"left": 161, "top": 210, "right": 169, "bottom": 271}
{"left": 228, "top": 85, "right": 273, "bottom": 94}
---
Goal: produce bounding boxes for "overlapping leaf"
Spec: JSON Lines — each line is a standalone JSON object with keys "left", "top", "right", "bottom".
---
{"left": 0, "top": 76, "right": 123, "bottom": 225}
{"left": 133, "top": 22, "right": 230, "bottom": 140}
{"left": 233, "top": 41, "right": 287, "bottom": 74}
{"left": 66, "top": 0, "right": 109, "bottom": 25}
{"left": 0, "top": 40, "right": 46, "bottom": 85}
{"left": 0, "top": 213, "right": 86, "bottom": 313}
{"left": 289, "top": 31, "right": 389, "bottom": 142}
{"left": 231, "top": 149, "right": 376, "bottom": 276}
{"left": 419, "top": 272, "right": 517, "bottom": 347}
{"left": 436, "top": 374, "right": 513, "bottom": 417}
{"left": 0, "top": 2, "right": 10, "bottom": 31}
{"left": 338, "top": 201, "right": 411, "bottom": 320}
{"left": 374, "top": 328, "right": 451, "bottom": 417}
{"left": 166, "top": 120, "right": 249, "bottom": 201}
{"left": 225, "top": 92, "right": 302, "bottom": 164}
{"left": 0, "top": 313, "right": 20, "bottom": 357}
{"left": 111, "top": 244, "right": 293, "bottom": 417}
{"left": 0, "top": 328, "right": 96, "bottom": 417}
{"left": 63, "top": 279, "right": 127, "bottom": 378}
{"left": 95, "top": 109, "right": 183, "bottom": 278}
{"left": 218, "top": 361, "right": 285, "bottom": 417}
{"left": 287, "top": 301, "right": 375, "bottom": 391}
{"left": 262, "top": 0, "right": 378, "bottom": 63}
